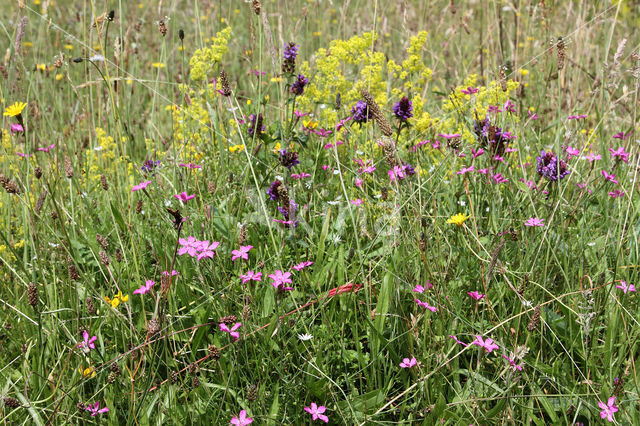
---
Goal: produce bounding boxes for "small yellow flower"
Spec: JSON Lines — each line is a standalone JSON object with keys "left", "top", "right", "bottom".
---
{"left": 3, "top": 102, "right": 27, "bottom": 117}
{"left": 64, "top": 44, "right": 73, "bottom": 50}
{"left": 23, "top": 42, "right": 34, "bottom": 47}
{"left": 303, "top": 119, "right": 318, "bottom": 130}
{"left": 447, "top": 213, "right": 469, "bottom": 227}
{"left": 79, "top": 366, "right": 97, "bottom": 378}
{"left": 273, "top": 142, "right": 281, "bottom": 153}
{"left": 228, "top": 144, "right": 244, "bottom": 153}
{"left": 55, "top": 74, "right": 63, "bottom": 81}
{"left": 152, "top": 62, "right": 165, "bottom": 68}
{"left": 116, "top": 291, "right": 129, "bottom": 303}
{"left": 519, "top": 69, "right": 529, "bottom": 76}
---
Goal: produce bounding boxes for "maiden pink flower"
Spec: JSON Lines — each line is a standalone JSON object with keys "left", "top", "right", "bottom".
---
{"left": 219, "top": 322, "right": 242, "bottom": 341}
{"left": 598, "top": 396, "right": 618, "bottom": 423}
{"left": 174, "top": 192, "right": 195, "bottom": 202}
{"left": 304, "top": 403, "right": 329, "bottom": 423}
{"left": 524, "top": 217, "right": 545, "bottom": 227}
{"left": 615, "top": 281, "right": 636, "bottom": 294}
{"left": 399, "top": 357, "right": 417, "bottom": 368}
{"left": 502, "top": 355, "right": 523, "bottom": 371}
{"left": 414, "top": 299, "right": 437, "bottom": 312}
{"left": 133, "top": 280, "right": 155, "bottom": 295}
{"left": 567, "top": 114, "right": 587, "bottom": 120}
{"left": 413, "top": 284, "right": 425, "bottom": 293}
{"left": 472, "top": 335, "right": 499, "bottom": 353}
{"left": 10, "top": 123, "right": 24, "bottom": 134}
{"left": 472, "top": 148, "right": 484, "bottom": 158}
{"left": 231, "top": 245, "right": 253, "bottom": 261}
{"left": 612, "top": 131, "right": 631, "bottom": 140}
{"left": 178, "top": 236, "right": 199, "bottom": 257}
{"left": 351, "top": 199, "right": 363, "bottom": 206}
{"left": 565, "top": 146, "right": 580, "bottom": 159}
{"left": 178, "top": 163, "right": 202, "bottom": 169}
{"left": 457, "top": 166, "right": 475, "bottom": 175}
{"left": 609, "top": 146, "right": 629, "bottom": 163}
{"left": 583, "top": 152, "right": 601, "bottom": 162}
{"left": 461, "top": 86, "right": 478, "bottom": 94}
{"left": 269, "top": 270, "right": 292, "bottom": 290}
{"left": 240, "top": 270, "right": 262, "bottom": 284}
{"left": 467, "top": 291, "right": 485, "bottom": 300}
{"left": 197, "top": 241, "right": 220, "bottom": 260}
{"left": 37, "top": 143, "right": 56, "bottom": 152}
{"left": 162, "top": 270, "right": 179, "bottom": 276}
{"left": 85, "top": 401, "right": 109, "bottom": 416}
{"left": 77, "top": 331, "right": 97, "bottom": 353}
{"left": 292, "top": 261, "right": 313, "bottom": 271}
{"left": 609, "top": 190, "right": 625, "bottom": 198}
{"left": 230, "top": 410, "right": 253, "bottom": 425}
{"left": 602, "top": 170, "right": 618, "bottom": 184}
{"left": 438, "top": 132, "right": 461, "bottom": 139}
{"left": 132, "top": 180, "right": 152, "bottom": 192}
{"left": 527, "top": 110, "right": 539, "bottom": 120}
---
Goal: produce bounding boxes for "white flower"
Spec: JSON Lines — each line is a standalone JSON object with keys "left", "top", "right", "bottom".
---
{"left": 89, "top": 54, "right": 105, "bottom": 62}
{"left": 297, "top": 333, "right": 313, "bottom": 341}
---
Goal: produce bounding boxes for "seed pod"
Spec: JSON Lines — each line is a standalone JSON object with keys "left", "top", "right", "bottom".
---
{"left": 219, "top": 315, "right": 237, "bottom": 326}
{"left": 178, "top": 29, "right": 184, "bottom": 41}
{"left": 219, "top": 69, "right": 231, "bottom": 96}
{"left": 158, "top": 20, "right": 167, "bottom": 37}
{"left": 252, "top": 0, "right": 261, "bottom": 15}
{"left": 85, "top": 297, "right": 95, "bottom": 315}
{"left": 34, "top": 166, "right": 42, "bottom": 179}
{"left": 4, "top": 397, "right": 21, "bottom": 408}
{"left": 99, "top": 250, "right": 109, "bottom": 266}
{"left": 208, "top": 345, "right": 221, "bottom": 360}
{"left": 64, "top": 156, "right": 74, "bottom": 178}
{"left": 96, "top": 233, "right": 109, "bottom": 250}
{"left": 107, "top": 10, "right": 115, "bottom": 21}
{"left": 527, "top": 305, "right": 541, "bottom": 332}
{"left": 147, "top": 318, "right": 160, "bottom": 337}
{"left": 27, "top": 283, "right": 38, "bottom": 308}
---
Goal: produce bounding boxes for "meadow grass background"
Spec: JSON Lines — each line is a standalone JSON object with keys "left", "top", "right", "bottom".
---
{"left": 0, "top": 0, "right": 639, "bottom": 424}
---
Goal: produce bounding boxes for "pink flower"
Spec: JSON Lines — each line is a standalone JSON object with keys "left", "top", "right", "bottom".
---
{"left": 492, "top": 173, "right": 509, "bottom": 184}
{"left": 77, "top": 331, "right": 97, "bottom": 353}
{"left": 178, "top": 236, "right": 199, "bottom": 257}
{"left": 503, "top": 99, "right": 516, "bottom": 113}
{"left": 609, "top": 190, "right": 625, "bottom": 198}
{"left": 178, "top": 163, "right": 202, "bottom": 169}
{"left": 196, "top": 241, "right": 220, "bottom": 260}
{"left": 457, "top": 166, "right": 475, "bottom": 175}
{"left": 219, "top": 322, "right": 242, "bottom": 341}
{"left": 502, "top": 355, "right": 523, "bottom": 371}
{"left": 413, "top": 284, "right": 425, "bottom": 293}
{"left": 487, "top": 105, "right": 502, "bottom": 114}
{"left": 240, "top": 270, "right": 262, "bottom": 284}
{"left": 294, "top": 110, "right": 309, "bottom": 118}
{"left": 467, "top": 291, "right": 485, "bottom": 301}
{"left": 231, "top": 245, "right": 253, "bottom": 261}
{"left": 292, "top": 261, "right": 313, "bottom": 271}
{"left": 388, "top": 165, "right": 405, "bottom": 182}
{"left": 609, "top": 146, "right": 629, "bottom": 163}
{"left": 520, "top": 179, "right": 537, "bottom": 190}
{"left": 524, "top": 217, "right": 545, "bottom": 227}
{"left": 616, "top": 281, "right": 636, "bottom": 294}
{"left": 477, "top": 168, "right": 489, "bottom": 175}
{"left": 162, "top": 270, "right": 179, "bottom": 276}
{"left": 438, "top": 133, "right": 461, "bottom": 139}
{"left": 37, "top": 143, "right": 56, "bottom": 152}
{"left": 355, "top": 177, "right": 363, "bottom": 187}
{"left": 602, "top": 170, "right": 618, "bottom": 184}
{"left": 471, "top": 148, "right": 484, "bottom": 158}
{"left": 414, "top": 299, "right": 437, "bottom": 312}
{"left": 85, "top": 401, "right": 109, "bottom": 416}
{"left": 399, "top": 357, "right": 417, "bottom": 368}
{"left": 230, "top": 410, "right": 253, "bottom": 425}
{"left": 461, "top": 87, "right": 478, "bottom": 95}
{"left": 493, "top": 155, "right": 505, "bottom": 163}
{"left": 291, "top": 172, "right": 311, "bottom": 179}
{"left": 567, "top": 114, "right": 587, "bottom": 120}
{"left": 565, "top": 146, "right": 580, "bottom": 159}
{"left": 472, "top": 335, "right": 499, "bottom": 353}
{"left": 269, "top": 270, "right": 293, "bottom": 290}
{"left": 304, "top": 403, "right": 329, "bottom": 423}
{"left": 132, "top": 180, "right": 152, "bottom": 192}
{"left": 133, "top": 279, "right": 155, "bottom": 295}
{"left": 598, "top": 396, "right": 618, "bottom": 423}
{"left": 583, "top": 152, "right": 601, "bottom": 162}
{"left": 174, "top": 192, "right": 195, "bottom": 202}
{"left": 527, "top": 110, "right": 539, "bottom": 120}
{"left": 10, "top": 123, "right": 24, "bottom": 134}
{"left": 351, "top": 199, "right": 363, "bottom": 206}
{"left": 612, "top": 131, "right": 631, "bottom": 140}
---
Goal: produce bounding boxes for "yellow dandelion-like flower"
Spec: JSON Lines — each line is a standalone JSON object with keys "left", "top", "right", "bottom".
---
{"left": 447, "top": 213, "right": 469, "bottom": 227}
{"left": 4, "top": 102, "right": 27, "bottom": 117}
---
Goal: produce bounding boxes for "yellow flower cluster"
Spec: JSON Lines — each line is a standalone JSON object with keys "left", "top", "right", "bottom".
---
{"left": 104, "top": 290, "right": 128, "bottom": 308}
{"left": 170, "top": 89, "right": 212, "bottom": 163}
{"left": 189, "top": 27, "right": 232, "bottom": 82}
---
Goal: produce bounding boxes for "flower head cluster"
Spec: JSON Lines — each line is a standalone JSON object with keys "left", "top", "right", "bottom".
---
{"left": 133, "top": 280, "right": 156, "bottom": 295}
{"left": 178, "top": 237, "right": 220, "bottom": 260}
{"left": 536, "top": 150, "right": 570, "bottom": 181}
{"left": 282, "top": 42, "right": 300, "bottom": 74}
{"left": 140, "top": 159, "right": 161, "bottom": 174}
{"left": 473, "top": 117, "right": 510, "bottom": 157}
{"left": 85, "top": 401, "right": 109, "bottom": 416}
{"left": 247, "top": 113, "right": 265, "bottom": 137}
{"left": 290, "top": 74, "right": 309, "bottom": 96}
{"left": 279, "top": 150, "right": 300, "bottom": 169}
{"left": 104, "top": 291, "right": 128, "bottom": 308}
{"left": 269, "top": 270, "right": 293, "bottom": 291}
{"left": 392, "top": 97, "right": 413, "bottom": 121}
{"left": 351, "top": 100, "right": 373, "bottom": 124}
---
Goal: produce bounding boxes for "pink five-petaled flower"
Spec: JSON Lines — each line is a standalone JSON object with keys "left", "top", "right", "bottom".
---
{"left": 609, "top": 190, "right": 625, "bottom": 198}
{"left": 304, "top": 403, "right": 329, "bottom": 423}
{"left": 413, "top": 284, "right": 425, "bottom": 293}
{"left": 178, "top": 163, "right": 202, "bottom": 169}
{"left": 438, "top": 132, "right": 461, "bottom": 139}
{"left": 616, "top": 281, "right": 636, "bottom": 294}
{"left": 609, "top": 146, "right": 629, "bottom": 163}
{"left": 77, "top": 331, "right": 97, "bottom": 354}
{"left": 133, "top": 279, "right": 155, "bottom": 295}
{"left": 178, "top": 236, "right": 199, "bottom": 257}
{"left": 132, "top": 180, "right": 152, "bottom": 192}
{"left": 399, "top": 357, "right": 417, "bottom": 368}
{"left": 414, "top": 299, "right": 437, "bottom": 312}
{"left": 583, "top": 152, "right": 601, "bottom": 162}
{"left": 472, "top": 148, "right": 484, "bottom": 158}
{"left": 461, "top": 86, "right": 478, "bottom": 95}
{"left": 292, "top": 261, "right": 313, "bottom": 271}
{"left": 38, "top": 143, "right": 56, "bottom": 152}
{"left": 524, "top": 217, "right": 545, "bottom": 227}
{"left": 85, "top": 401, "right": 109, "bottom": 416}
{"left": 527, "top": 109, "right": 539, "bottom": 120}
{"left": 196, "top": 241, "right": 220, "bottom": 260}
{"left": 472, "top": 335, "right": 499, "bottom": 353}
{"left": 457, "top": 166, "right": 475, "bottom": 175}
{"left": 351, "top": 199, "right": 363, "bottom": 206}
{"left": 565, "top": 146, "right": 580, "bottom": 159}
{"left": 230, "top": 410, "right": 253, "bottom": 425}
{"left": 467, "top": 291, "right": 485, "bottom": 301}
{"left": 162, "top": 270, "right": 179, "bottom": 276}
{"left": 567, "top": 114, "right": 587, "bottom": 120}
{"left": 598, "top": 396, "right": 618, "bottom": 423}
{"left": 219, "top": 322, "right": 242, "bottom": 341}
{"left": 240, "top": 270, "right": 262, "bottom": 284}
{"left": 174, "top": 192, "right": 195, "bottom": 203}
{"left": 612, "top": 131, "right": 631, "bottom": 140}
{"left": 231, "top": 245, "right": 253, "bottom": 261}
{"left": 269, "top": 270, "right": 293, "bottom": 290}
{"left": 602, "top": 170, "right": 618, "bottom": 184}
